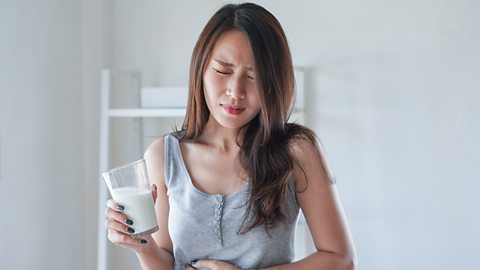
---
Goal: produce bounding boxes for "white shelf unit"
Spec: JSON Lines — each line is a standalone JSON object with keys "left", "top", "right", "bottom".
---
{"left": 97, "top": 69, "right": 311, "bottom": 270}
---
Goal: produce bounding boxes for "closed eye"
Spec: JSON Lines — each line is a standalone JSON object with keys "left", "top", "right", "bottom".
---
{"left": 213, "top": 68, "right": 255, "bottom": 80}
{"left": 213, "top": 68, "right": 231, "bottom": 75}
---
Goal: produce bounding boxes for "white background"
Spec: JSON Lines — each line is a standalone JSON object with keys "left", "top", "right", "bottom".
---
{"left": 1, "top": 0, "right": 479, "bottom": 269}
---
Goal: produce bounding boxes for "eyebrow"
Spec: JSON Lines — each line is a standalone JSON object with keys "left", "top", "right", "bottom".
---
{"left": 214, "top": 59, "right": 254, "bottom": 71}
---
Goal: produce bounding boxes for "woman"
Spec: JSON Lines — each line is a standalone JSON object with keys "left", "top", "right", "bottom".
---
{"left": 105, "top": 3, "right": 356, "bottom": 270}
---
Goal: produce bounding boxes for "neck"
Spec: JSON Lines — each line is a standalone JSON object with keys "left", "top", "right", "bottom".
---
{"left": 198, "top": 116, "right": 244, "bottom": 153}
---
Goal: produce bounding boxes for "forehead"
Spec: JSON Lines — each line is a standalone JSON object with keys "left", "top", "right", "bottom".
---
{"left": 210, "top": 30, "right": 255, "bottom": 66}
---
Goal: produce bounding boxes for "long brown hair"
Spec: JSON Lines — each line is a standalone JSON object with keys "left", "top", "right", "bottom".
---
{"left": 181, "top": 3, "right": 320, "bottom": 233}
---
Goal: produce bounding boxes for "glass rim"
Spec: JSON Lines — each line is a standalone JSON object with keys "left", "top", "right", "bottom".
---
{"left": 101, "top": 158, "right": 146, "bottom": 176}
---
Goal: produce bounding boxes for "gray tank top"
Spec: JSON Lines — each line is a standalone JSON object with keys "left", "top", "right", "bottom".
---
{"left": 164, "top": 133, "right": 300, "bottom": 270}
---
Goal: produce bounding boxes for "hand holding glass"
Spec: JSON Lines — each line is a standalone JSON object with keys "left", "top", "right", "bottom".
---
{"left": 102, "top": 159, "right": 159, "bottom": 238}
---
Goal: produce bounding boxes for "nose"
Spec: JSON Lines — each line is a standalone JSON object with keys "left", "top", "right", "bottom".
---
{"left": 226, "top": 76, "right": 246, "bottom": 100}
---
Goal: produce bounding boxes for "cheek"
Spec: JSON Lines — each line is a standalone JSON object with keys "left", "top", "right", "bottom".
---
{"left": 247, "top": 87, "right": 261, "bottom": 108}
{"left": 203, "top": 76, "right": 221, "bottom": 108}
{"left": 203, "top": 72, "right": 225, "bottom": 96}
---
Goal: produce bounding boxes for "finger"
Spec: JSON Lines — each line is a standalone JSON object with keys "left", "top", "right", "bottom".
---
{"left": 107, "top": 229, "right": 146, "bottom": 246}
{"left": 151, "top": 184, "right": 158, "bottom": 204}
{"left": 105, "top": 207, "right": 134, "bottom": 226}
{"left": 185, "top": 264, "right": 196, "bottom": 270}
{"left": 105, "top": 218, "right": 136, "bottom": 235}
{"left": 106, "top": 199, "right": 125, "bottom": 212}
{"left": 192, "top": 260, "right": 221, "bottom": 269}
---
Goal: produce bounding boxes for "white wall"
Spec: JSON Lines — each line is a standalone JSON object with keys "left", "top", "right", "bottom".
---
{"left": 108, "top": 0, "right": 480, "bottom": 269}
{"left": 81, "top": 0, "right": 110, "bottom": 269}
{"left": 301, "top": 1, "right": 480, "bottom": 268}
{"left": 0, "top": 0, "right": 86, "bottom": 269}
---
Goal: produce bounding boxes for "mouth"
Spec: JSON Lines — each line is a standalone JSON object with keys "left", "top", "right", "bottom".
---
{"left": 221, "top": 104, "right": 246, "bottom": 115}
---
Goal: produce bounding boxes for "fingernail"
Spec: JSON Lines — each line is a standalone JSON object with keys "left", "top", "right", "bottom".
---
{"left": 125, "top": 219, "right": 133, "bottom": 225}
{"left": 127, "top": 227, "right": 135, "bottom": 234}
{"left": 116, "top": 205, "right": 124, "bottom": 211}
{"left": 190, "top": 259, "right": 198, "bottom": 265}
{"left": 139, "top": 239, "right": 147, "bottom": 244}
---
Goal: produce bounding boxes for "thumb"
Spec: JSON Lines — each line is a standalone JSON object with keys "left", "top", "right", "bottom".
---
{"left": 151, "top": 184, "right": 158, "bottom": 204}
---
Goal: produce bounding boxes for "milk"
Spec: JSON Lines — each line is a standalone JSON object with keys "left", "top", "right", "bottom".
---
{"left": 112, "top": 187, "right": 159, "bottom": 238}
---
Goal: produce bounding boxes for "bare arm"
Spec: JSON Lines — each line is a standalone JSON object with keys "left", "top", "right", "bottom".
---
{"left": 264, "top": 138, "right": 356, "bottom": 270}
{"left": 135, "top": 137, "right": 175, "bottom": 269}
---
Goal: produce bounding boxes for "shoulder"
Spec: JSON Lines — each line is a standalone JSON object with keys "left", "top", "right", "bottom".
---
{"left": 143, "top": 131, "right": 181, "bottom": 161}
{"left": 289, "top": 135, "right": 322, "bottom": 167}
{"left": 289, "top": 132, "right": 335, "bottom": 191}
{"left": 144, "top": 136, "right": 165, "bottom": 163}
{"left": 287, "top": 125, "right": 320, "bottom": 165}
{"left": 144, "top": 135, "right": 167, "bottom": 188}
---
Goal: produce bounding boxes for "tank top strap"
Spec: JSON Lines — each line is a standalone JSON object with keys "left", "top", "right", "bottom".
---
{"left": 163, "top": 133, "right": 187, "bottom": 190}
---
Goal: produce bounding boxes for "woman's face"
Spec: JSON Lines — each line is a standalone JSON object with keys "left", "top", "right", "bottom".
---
{"left": 203, "top": 30, "right": 261, "bottom": 130}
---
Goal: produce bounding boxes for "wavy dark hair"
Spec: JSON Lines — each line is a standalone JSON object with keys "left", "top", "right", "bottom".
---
{"left": 180, "top": 3, "right": 323, "bottom": 233}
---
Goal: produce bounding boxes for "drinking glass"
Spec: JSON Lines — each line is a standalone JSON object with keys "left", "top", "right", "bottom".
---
{"left": 102, "top": 159, "right": 159, "bottom": 238}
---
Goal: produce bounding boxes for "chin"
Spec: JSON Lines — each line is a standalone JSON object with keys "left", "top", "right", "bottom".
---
{"left": 218, "top": 119, "right": 248, "bottom": 130}
{"left": 213, "top": 114, "right": 253, "bottom": 130}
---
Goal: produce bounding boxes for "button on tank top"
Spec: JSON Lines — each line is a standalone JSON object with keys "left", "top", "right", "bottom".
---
{"left": 164, "top": 133, "right": 300, "bottom": 270}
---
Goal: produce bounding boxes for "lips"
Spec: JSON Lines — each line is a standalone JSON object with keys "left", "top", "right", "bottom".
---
{"left": 221, "top": 104, "right": 246, "bottom": 115}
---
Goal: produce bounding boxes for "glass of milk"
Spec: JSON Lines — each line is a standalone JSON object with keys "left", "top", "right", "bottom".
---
{"left": 102, "top": 159, "right": 159, "bottom": 238}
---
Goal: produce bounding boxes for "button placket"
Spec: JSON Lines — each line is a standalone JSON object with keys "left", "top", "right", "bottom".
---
{"left": 214, "top": 195, "right": 225, "bottom": 246}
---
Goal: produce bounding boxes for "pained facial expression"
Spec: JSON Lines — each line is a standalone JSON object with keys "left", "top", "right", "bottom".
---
{"left": 203, "top": 30, "right": 261, "bottom": 130}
